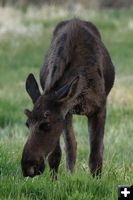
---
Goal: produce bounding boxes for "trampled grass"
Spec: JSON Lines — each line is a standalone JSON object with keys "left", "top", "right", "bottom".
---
{"left": 0, "top": 6, "right": 133, "bottom": 200}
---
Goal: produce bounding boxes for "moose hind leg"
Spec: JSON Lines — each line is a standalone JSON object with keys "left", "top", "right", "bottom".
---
{"left": 63, "top": 114, "right": 77, "bottom": 173}
{"left": 48, "top": 140, "right": 61, "bottom": 179}
{"left": 88, "top": 105, "right": 106, "bottom": 177}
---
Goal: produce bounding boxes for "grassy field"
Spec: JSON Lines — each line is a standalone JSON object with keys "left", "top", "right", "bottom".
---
{"left": 0, "top": 6, "right": 133, "bottom": 200}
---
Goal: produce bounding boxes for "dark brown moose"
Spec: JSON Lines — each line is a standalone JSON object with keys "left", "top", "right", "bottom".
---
{"left": 21, "top": 19, "right": 115, "bottom": 178}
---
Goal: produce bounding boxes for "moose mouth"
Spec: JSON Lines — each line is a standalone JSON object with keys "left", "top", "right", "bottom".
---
{"left": 21, "top": 158, "right": 45, "bottom": 178}
{"left": 23, "top": 166, "right": 45, "bottom": 178}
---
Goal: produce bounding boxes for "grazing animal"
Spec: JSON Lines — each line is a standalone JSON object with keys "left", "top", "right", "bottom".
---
{"left": 21, "top": 19, "right": 115, "bottom": 178}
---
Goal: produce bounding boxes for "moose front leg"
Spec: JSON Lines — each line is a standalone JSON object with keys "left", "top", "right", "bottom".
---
{"left": 88, "top": 105, "right": 106, "bottom": 177}
{"left": 63, "top": 114, "right": 77, "bottom": 173}
{"left": 48, "top": 140, "right": 61, "bottom": 179}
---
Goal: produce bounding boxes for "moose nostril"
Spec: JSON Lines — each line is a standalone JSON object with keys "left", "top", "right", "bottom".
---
{"left": 21, "top": 158, "right": 45, "bottom": 177}
{"left": 28, "top": 167, "right": 35, "bottom": 177}
{"left": 23, "top": 171, "right": 28, "bottom": 177}
{"left": 28, "top": 166, "right": 42, "bottom": 177}
{"left": 22, "top": 167, "right": 36, "bottom": 178}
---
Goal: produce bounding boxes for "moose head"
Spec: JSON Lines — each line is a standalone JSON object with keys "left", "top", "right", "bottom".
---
{"left": 21, "top": 74, "right": 79, "bottom": 177}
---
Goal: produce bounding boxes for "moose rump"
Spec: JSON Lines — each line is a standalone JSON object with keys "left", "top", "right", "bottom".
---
{"left": 21, "top": 19, "right": 115, "bottom": 178}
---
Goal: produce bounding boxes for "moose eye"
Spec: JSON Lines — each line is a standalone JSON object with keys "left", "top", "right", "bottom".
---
{"left": 39, "top": 123, "right": 51, "bottom": 132}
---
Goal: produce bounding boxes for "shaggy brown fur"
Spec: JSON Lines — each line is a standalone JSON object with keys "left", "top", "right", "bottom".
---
{"left": 21, "top": 19, "right": 115, "bottom": 178}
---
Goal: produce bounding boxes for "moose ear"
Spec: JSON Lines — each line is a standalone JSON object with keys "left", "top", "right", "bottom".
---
{"left": 56, "top": 76, "right": 79, "bottom": 102}
{"left": 26, "top": 73, "right": 41, "bottom": 104}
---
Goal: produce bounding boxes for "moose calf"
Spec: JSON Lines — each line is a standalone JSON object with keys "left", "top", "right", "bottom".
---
{"left": 21, "top": 19, "right": 115, "bottom": 178}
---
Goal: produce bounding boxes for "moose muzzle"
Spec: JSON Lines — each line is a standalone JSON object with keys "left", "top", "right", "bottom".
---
{"left": 21, "top": 158, "right": 45, "bottom": 178}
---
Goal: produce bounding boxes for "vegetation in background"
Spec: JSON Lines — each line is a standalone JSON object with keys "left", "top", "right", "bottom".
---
{"left": 1, "top": 0, "right": 133, "bottom": 9}
{"left": 0, "top": 6, "right": 133, "bottom": 200}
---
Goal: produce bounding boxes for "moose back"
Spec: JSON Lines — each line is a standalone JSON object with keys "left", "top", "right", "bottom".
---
{"left": 21, "top": 19, "right": 115, "bottom": 178}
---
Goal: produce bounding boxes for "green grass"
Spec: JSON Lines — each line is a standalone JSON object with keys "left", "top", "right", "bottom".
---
{"left": 0, "top": 6, "right": 133, "bottom": 200}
